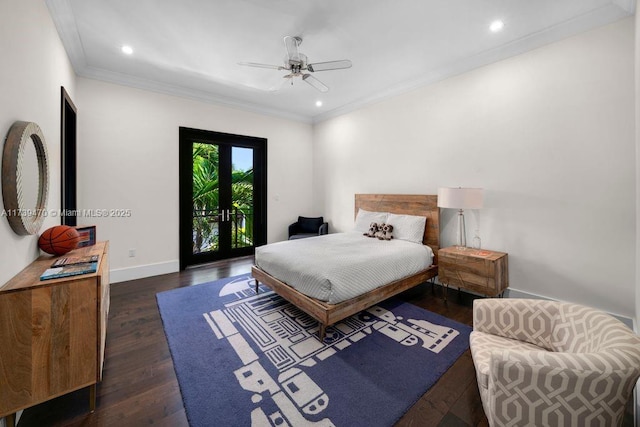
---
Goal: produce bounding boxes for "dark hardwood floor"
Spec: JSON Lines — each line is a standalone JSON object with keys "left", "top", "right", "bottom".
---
{"left": 15, "top": 256, "right": 634, "bottom": 427}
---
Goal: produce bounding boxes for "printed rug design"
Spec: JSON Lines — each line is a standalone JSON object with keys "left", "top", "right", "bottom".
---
{"left": 156, "top": 273, "right": 472, "bottom": 427}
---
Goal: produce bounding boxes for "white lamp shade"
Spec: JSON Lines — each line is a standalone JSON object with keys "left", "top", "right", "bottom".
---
{"left": 437, "top": 187, "right": 484, "bottom": 209}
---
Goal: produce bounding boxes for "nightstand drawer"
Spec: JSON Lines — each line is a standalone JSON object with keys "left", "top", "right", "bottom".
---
{"left": 438, "top": 247, "right": 508, "bottom": 297}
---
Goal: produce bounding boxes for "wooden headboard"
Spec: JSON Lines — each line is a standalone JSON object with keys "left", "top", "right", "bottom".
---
{"left": 355, "top": 194, "right": 440, "bottom": 263}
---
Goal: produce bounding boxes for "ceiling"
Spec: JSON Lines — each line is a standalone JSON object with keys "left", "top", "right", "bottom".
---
{"left": 46, "top": 0, "right": 634, "bottom": 123}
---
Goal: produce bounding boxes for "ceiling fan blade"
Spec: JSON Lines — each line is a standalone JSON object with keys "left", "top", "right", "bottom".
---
{"left": 307, "top": 60, "right": 352, "bottom": 72}
{"left": 283, "top": 36, "right": 301, "bottom": 64}
{"left": 302, "top": 74, "right": 329, "bottom": 93}
{"left": 238, "top": 62, "right": 286, "bottom": 70}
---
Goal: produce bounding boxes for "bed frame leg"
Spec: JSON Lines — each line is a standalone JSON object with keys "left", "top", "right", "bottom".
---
{"left": 254, "top": 280, "right": 259, "bottom": 294}
{"left": 318, "top": 323, "right": 326, "bottom": 342}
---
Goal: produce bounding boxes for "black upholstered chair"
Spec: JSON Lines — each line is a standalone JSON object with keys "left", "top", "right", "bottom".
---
{"left": 288, "top": 216, "right": 328, "bottom": 240}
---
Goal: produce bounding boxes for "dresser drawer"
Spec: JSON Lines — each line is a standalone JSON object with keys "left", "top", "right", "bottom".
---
{"left": 438, "top": 247, "right": 508, "bottom": 297}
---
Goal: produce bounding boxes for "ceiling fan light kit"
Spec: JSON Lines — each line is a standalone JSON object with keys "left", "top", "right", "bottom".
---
{"left": 240, "top": 35, "right": 352, "bottom": 93}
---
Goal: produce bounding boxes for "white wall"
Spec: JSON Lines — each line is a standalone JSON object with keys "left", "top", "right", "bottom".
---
{"left": 635, "top": 2, "right": 640, "bottom": 421}
{"left": 635, "top": 0, "right": 640, "bottom": 332}
{"left": 76, "top": 78, "right": 314, "bottom": 282}
{"left": 314, "top": 18, "right": 636, "bottom": 319}
{"left": 0, "top": 2, "right": 76, "bottom": 425}
{"left": 0, "top": 0, "right": 76, "bottom": 286}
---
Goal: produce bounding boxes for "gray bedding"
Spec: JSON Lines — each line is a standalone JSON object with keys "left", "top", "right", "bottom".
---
{"left": 254, "top": 232, "right": 433, "bottom": 304}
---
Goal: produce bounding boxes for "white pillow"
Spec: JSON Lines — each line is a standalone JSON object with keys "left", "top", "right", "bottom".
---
{"left": 386, "top": 213, "right": 426, "bottom": 243}
{"left": 354, "top": 209, "right": 389, "bottom": 232}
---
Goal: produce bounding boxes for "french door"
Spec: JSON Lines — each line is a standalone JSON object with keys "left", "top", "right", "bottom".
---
{"left": 179, "top": 127, "right": 267, "bottom": 269}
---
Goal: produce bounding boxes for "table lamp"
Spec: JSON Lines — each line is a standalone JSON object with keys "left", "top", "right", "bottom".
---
{"left": 437, "top": 187, "right": 484, "bottom": 249}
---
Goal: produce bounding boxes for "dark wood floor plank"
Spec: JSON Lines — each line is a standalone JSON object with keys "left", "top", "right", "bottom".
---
{"left": 397, "top": 351, "right": 478, "bottom": 426}
{"left": 448, "top": 378, "right": 487, "bottom": 426}
{"left": 14, "top": 255, "right": 633, "bottom": 427}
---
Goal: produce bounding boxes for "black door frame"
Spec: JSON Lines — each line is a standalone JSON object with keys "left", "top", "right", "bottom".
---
{"left": 61, "top": 87, "right": 77, "bottom": 226}
{"left": 179, "top": 127, "right": 267, "bottom": 269}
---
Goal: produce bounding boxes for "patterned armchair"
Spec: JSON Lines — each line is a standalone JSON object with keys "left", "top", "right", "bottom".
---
{"left": 470, "top": 299, "right": 640, "bottom": 426}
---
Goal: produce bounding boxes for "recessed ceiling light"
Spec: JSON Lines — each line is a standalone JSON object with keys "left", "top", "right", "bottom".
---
{"left": 121, "top": 45, "right": 134, "bottom": 55}
{"left": 489, "top": 20, "right": 505, "bottom": 33}
{"left": 315, "top": 100, "right": 323, "bottom": 107}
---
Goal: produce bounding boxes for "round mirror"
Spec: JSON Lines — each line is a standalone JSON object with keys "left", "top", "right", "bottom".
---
{"left": 2, "top": 121, "right": 49, "bottom": 235}
{"left": 19, "top": 137, "right": 40, "bottom": 212}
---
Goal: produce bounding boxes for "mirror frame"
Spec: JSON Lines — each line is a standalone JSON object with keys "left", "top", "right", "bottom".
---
{"left": 2, "top": 121, "right": 49, "bottom": 235}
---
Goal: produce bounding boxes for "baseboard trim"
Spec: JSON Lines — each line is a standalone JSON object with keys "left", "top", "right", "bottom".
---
{"left": 434, "top": 281, "right": 636, "bottom": 329}
{"left": 110, "top": 260, "right": 180, "bottom": 283}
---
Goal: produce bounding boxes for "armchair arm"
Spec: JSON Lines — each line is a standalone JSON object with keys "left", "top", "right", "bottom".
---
{"left": 488, "top": 349, "right": 640, "bottom": 426}
{"left": 319, "top": 222, "right": 328, "bottom": 235}
{"left": 473, "top": 299, "right": 559, "bottom": 350}
{"left": 288, "top": 222, "right": 299, "bottom": 238}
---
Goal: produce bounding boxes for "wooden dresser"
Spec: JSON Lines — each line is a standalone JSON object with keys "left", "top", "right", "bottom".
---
{"left": 0, "top": 241, "right": 109, "bottom": 427}
{"left": 438, "top": 246, "right": 508, "bottom": 298}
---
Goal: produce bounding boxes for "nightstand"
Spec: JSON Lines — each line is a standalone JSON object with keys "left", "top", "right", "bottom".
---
{"left": 438, "top": 246, "right": 508, "bottom": 298}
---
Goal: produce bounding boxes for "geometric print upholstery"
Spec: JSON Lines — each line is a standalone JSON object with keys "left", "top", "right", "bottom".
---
{"left": 473, "top": 299, "right": 559, "bottom": 350}
{"left": 469, "top": 331, "right": 544, "bottom": 389}
{"left": 471, "top": 299, "right": 640, "bottom": 427}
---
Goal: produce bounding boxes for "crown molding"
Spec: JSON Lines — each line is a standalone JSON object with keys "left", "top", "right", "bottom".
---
{"left": 313, "top": 3, "right": 632, "bottom": 124}
{"left": 612, "top": 0, "right": 636, "bottom": 13}
{"left": 46, "top": 0, "right": 312, "bottom": 124}
{"left": 46, "top": 0, "right": 632, "bottom": 126}
{"left": 78, "top": 66, "right": 313, "bottom": 123}
{"left": 45, "top": 0, "right": 86, "bottom": 70}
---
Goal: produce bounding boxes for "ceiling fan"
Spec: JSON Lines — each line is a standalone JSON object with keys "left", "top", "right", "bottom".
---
{"left": 239, "top": 36, "right": 352, "bottom": 93}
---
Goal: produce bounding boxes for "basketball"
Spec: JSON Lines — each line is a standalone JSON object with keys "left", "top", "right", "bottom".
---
{"left": 38, "top": 225, "right": 80, "bottom": 255}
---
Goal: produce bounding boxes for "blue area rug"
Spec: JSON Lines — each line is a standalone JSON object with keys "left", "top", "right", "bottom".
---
{"left": 156, "top": 273, "right": 471, "bottom": 427}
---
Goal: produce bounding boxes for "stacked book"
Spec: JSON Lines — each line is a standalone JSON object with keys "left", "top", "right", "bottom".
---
{"left": 40, "top": 254, "right": 100, "bottom": 281}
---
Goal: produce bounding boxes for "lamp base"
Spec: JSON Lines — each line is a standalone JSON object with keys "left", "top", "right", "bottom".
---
{"left": 456, "top": 209, "right": 467, "bottom": 249}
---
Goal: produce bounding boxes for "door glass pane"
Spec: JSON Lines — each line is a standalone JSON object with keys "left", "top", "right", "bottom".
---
{"left": 192, "top": 143, "right": 219, "bottom": 254}
{"left": 231, "top": 147, "right": 254, "bottom": 249}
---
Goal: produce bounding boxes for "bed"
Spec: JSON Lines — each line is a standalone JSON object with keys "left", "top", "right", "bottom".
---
{"left": 251, "top": 194, "right": 439, "bottom": 340}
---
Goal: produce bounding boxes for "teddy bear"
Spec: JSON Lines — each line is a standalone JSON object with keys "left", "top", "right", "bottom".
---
{"left": 378, "top": 223, "right": 394, "bottom": 240}
{"left": 364, "top": 222, "right": 379, "bottom": 237}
